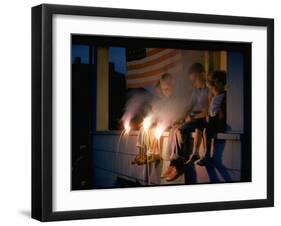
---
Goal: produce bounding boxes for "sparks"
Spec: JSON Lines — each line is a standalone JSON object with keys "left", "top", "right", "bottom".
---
{"left": 154, "top": 125, "right": 165, "bottom": 140}
{"left": 143, "top": 116, "right": 152, "bottom": 132}
{"left": 124, "top": 121, "right": 131, "bottom": 134}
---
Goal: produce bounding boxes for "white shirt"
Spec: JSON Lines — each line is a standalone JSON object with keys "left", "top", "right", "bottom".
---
{"left": 189, "top": 87, "right": 209, "bottom": 114}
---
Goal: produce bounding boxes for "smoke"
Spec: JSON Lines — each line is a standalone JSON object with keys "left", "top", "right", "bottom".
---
{"left": 121, "top": 89, "right": 152, "bottom": 128}
{"left": 121, "top": 73, "right": 193, "bottom": 132}
{"left": 152, "top": 76, "right": 191, "bottom": 130}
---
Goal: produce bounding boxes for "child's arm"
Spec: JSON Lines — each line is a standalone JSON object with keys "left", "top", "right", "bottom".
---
{"left": 192, "top": 109, "right": 208, "bottom": 120}
{"left": 185, "top": 90, "right": 196, "bottom": 116}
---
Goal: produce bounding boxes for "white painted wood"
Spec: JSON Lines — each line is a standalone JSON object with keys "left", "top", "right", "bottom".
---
{"left": 92, "top": 132, "right": 242, "bottom": 187}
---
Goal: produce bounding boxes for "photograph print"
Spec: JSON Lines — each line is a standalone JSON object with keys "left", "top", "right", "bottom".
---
{"left": 71, "top": 35, "right": 251, "bottom": 190}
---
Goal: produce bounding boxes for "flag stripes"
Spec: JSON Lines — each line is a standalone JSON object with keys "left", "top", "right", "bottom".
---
{"left": 126, "top": 48, "right": 183, "bottom": 88}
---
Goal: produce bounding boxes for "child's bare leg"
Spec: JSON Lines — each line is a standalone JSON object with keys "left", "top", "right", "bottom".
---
{"left": 186, "top": 129, "right": 201, "bottom": 163}
{"left": 132, "top": 127, "right": 148, "bottom": 165}
{"left": 197, "top": 128, "right": 212, "bottom": 166}
{"left": 147, "top": 136, "right": 161, "bottom": 162}
{"left": 193, "top": 129, "right": 202, "bottom": 156}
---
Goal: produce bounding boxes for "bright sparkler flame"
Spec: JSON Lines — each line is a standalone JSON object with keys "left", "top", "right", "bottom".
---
{"left": 124, "top": 121, "right": 131, "bottom": 134}
{"left": 143, "top": 116, "right": 152, "bottom": 132}
{"left": 154, "top": 125, "right": 165, "bottom": 140}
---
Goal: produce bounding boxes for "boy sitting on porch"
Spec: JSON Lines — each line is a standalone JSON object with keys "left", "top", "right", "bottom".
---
{"left": 132, "top": 72, "right": 176, "bottom": 165}
{"left": 163, "top": 63, "right": 209, "bottom": 181}
{"left": 196, "top": 70, "right": 227, "bottom": 166}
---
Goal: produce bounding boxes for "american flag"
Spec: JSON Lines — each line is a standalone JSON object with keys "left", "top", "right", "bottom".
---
{"left": 126, "top": 48, "right": 183, "bottom": 88}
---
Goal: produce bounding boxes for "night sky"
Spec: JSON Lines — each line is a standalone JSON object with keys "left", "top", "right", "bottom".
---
{"left": 72, "top": 45, "right": 127, "bottom": 75}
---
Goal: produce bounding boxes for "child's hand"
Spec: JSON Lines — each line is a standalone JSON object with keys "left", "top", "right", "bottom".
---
{"left": 185, "top": 115, "right": 193, "bottom": 123}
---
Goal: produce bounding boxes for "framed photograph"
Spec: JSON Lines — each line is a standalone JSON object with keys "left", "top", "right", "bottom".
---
{"left": 32, "top": 4, "right": 274, "bottom": 221}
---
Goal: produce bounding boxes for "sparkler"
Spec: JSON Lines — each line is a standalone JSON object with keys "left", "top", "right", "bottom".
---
{"left": 124, "top": 120, "right": 131, "bottom": 134}
{"left": 154, "top": 124, "right": 165, "bottom": 158}
{"left": 143, "top": 115, "right": 153, "bottom": 132}
{"left": 142, "top": 116, "right": 154, "bottom": 185}
{"left": 154, "top": 125, "right": 165, "bottom": 140}
{"left": 117, "top": 120, "right": 131, "bottom": 153}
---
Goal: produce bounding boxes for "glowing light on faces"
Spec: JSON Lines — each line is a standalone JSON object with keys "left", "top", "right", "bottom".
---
{"left": 143, "top": 116, "right": 152, "bottom": 132}
{"left": 154, "top": 125, "right": 165, "bottom": 140}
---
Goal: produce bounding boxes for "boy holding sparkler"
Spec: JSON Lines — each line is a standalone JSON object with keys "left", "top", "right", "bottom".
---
{"left": 164, "top": 63, "right": 209, "bottom": 181}
{"left": 132, "top": 73, "right": 176, "bottom": 165}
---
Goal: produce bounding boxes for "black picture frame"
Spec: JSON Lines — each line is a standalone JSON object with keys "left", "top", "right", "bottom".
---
{"left": 32, "top": 4, "right": 274, "bottom": 221}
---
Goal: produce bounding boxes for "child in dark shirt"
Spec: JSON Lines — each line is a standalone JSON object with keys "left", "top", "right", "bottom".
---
{"left": 197, "top": 70, "right": 227, "bottom": 166}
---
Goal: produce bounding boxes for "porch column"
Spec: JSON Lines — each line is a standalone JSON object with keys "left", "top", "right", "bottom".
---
{"left": 96, "top": 47, "right": 109, "bottom": 131}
